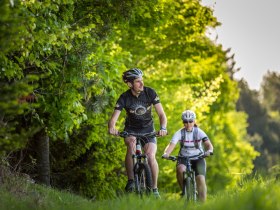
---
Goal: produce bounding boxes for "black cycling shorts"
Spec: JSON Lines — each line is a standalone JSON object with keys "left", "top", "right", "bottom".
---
{"left": 177, "top": 157, "right": 206, "bottom": 177}
{"left": 126, "top": 135, "right": 157, "bottom": 147}
{"left": 139, "top": 136, "right": 156, "bottom": 147}
{"left": 124, "top": 128, "right": 157, "bottom": 147}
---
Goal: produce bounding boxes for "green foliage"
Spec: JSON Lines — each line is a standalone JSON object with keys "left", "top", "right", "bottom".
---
{"left": 116, "top": 0, "right": 254, "bottom": 194}
{"left": 50, "top": 113, "right": 127, "bottom": 200}
{"left": 259, "top": 71, "right": 280, "bottom": 155}
{"left": 237, "top": 78, "right": 280, "bottom": 172}
{"left": 1, "top": 0, "right": 140, "bottom": 198}
{"left": 1, "top": 0, "right": 259, "bottom": 200}
{"left": 261, "top": 71, "right": 280, "bottom": 112}
{"left": 205, "top": 111, "right": 259, "bottom": 191}
{"left": 0, "top": 76, "right": 40, "bottom": 154}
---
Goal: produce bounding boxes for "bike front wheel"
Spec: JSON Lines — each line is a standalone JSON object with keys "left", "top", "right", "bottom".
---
{"left": 183, "top": 175, "right": 196, "bottom": 202}
{"left": 134, "top": 162, "right": 153, "bottom": 196}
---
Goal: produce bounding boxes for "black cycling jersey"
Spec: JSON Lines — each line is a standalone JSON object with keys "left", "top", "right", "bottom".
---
{"left": 114, "top": 86, "right": 160, "bottom": 133}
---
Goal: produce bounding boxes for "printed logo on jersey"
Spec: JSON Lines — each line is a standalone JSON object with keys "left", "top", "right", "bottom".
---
{"left": 129, "top": 101, "right": 151, "bottom": 120}
{"left": 154, "top": 96, "right": 160, "bottom": 102}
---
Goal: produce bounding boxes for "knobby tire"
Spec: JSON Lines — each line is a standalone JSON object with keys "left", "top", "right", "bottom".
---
{"left": 186, "top": 176, "right": 192, "bottom": 201}
{"left": 192, "top": 172, "right": 197, "bottom": 202}
{"left": 135, "top": 162, "right": 153, "bottom": 196}
{"left": 183, "top": 175, "right": 196, "bottom": 203}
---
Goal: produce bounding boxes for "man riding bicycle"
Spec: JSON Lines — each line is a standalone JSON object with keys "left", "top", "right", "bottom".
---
{"left": 108, "top": 68, "right": 168, "bottom": 198}
{"left": 162, "top": 110, "right": 213, "bottom": 202}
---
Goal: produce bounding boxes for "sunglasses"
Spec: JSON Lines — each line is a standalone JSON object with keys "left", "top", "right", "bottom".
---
{"left": 183, "top": 120, "right": 193, "bottom": 124}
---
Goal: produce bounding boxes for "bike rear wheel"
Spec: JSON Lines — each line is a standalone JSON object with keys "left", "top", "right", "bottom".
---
{"left": 134, "top": 162, "right": 153, "bottom": 196}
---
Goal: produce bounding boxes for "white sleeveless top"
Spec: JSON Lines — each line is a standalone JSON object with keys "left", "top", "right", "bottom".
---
{"left": 170, "top": 127, "right": 208, "bottom": 157}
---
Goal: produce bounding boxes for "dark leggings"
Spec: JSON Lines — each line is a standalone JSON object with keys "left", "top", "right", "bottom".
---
{"left": 177, "top": 157, "right": 206, "bottom": 176}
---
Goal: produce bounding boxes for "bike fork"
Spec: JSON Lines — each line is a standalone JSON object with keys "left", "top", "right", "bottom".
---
{"left": 133, "top": 155, "right": 139, "bottom": 193}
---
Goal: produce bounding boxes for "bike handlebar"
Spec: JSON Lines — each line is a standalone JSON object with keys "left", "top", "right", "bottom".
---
{"left": 162, "top": 152, "right": 213, "bottom": 161}
{"left": 163, "top": 156, "right": 177, "bottom": 161}
{"left": 118, "top": 131, "right": 159, "bottom": 138}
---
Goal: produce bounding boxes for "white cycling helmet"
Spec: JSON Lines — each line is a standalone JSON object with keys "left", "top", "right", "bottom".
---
{"left": 181, "top": 110, "right": 196, "bottom": 121}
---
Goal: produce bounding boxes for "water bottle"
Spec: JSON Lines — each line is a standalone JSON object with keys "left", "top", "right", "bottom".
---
{"left": 136, "top": 144, "right": 141, "bottom": 155}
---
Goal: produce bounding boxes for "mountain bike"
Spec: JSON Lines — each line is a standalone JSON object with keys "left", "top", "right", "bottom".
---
{"left": 162, "top": 152, "right": 213, "bottom": 202}
{"left": 119, "top": 131, "right": 158, "bottom": 197}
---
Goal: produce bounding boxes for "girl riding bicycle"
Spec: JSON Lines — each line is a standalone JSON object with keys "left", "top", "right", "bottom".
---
{"left": 162, "top": 110, "right": 213, "bottom": 202}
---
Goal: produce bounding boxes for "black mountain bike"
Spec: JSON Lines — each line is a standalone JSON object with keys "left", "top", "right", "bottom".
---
{"left": 119, "top": 131, "right": 157, "bottom": 196}
{"left": 163, "top": 152, "right": 213, "bottom": 202}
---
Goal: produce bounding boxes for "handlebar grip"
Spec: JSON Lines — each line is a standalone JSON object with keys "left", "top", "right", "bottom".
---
{"left": 162, "top": 155, "right": 177, "bottom": 161}
{"left": 169, "top": 156, "right": 177, "bottom": 161}
{"left": 203, "top": 151, "right": 213, "bottom": 158}
{"left": 118, "top": 131, "right": 128, "bottom": 138}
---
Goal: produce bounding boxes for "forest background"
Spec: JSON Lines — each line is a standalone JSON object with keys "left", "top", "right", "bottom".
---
{"left": 0, "top": 0, "right": 279, "bottom": 200}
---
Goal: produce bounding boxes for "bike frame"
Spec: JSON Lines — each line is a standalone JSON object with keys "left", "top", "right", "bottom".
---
{"left": 180, "top": 155, "right": 198, "bottom": 202}
{"left": 163, "top": 152, "right": 205, "bottom": 203}
{"left": 133, "top": 137, "right": 150, "bottom": 195}
{"left": 119, "top": 131, "right": 157, "bottom": 196}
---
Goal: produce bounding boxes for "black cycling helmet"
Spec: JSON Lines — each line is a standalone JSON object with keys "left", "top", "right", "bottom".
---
{"left": 122, "top": 68, "right": 143, "bottom": 83}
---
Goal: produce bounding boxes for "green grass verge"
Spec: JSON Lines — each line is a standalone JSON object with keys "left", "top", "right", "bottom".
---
{"left": 1, "top": 173, "right": 279, "bottom": 210}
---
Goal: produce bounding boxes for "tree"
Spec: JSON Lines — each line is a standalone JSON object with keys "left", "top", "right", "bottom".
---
{"left": 261, "top": 71, "right": 280, "bottom": 112}
{"left": 116, "top": 0, "right": 258, "bottom": 193}
{"left": 260, "top": 71, "right": 280, "bottom": 169}
{"left": 1, "top": 0, "right": 259, "bottom": 199}
{"left": 237, "top": 77, "right": 280, "bottom": 172}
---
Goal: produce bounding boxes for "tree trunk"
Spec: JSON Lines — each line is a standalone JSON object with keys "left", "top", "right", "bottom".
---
{"left": 36, "top": 130, "right": 50, "bottom": 186}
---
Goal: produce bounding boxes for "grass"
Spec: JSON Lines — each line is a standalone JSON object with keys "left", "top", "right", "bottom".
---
{"left": 0, "top": 171, "right": 280, "bottom": 210}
